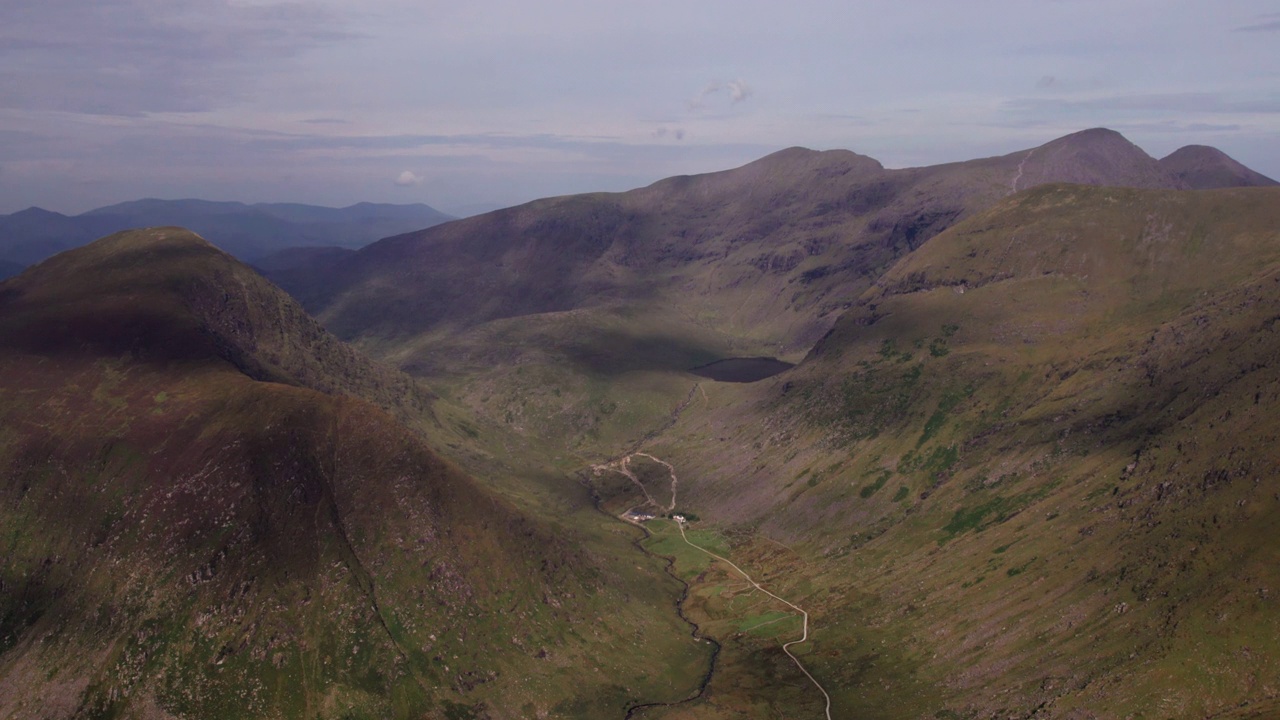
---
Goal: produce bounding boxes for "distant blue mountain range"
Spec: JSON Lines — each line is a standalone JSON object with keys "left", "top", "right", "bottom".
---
{"left": 0, "top": 199, "right": 453, "bottom": 278}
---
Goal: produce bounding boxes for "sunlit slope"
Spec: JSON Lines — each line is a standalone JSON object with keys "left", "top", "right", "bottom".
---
{"left": 0, "top": 228, "right": 706, "bottom": 719}
{"left": 645, "top": 185, "right": 1280, "bottom": 717}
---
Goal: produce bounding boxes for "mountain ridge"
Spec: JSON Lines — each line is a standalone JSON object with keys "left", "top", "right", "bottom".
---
{"left": 287, "top": 127, "right": 1268, "bottom": 342}
{"left": 263, "top": 127, "right": 1274, "bottom": 456}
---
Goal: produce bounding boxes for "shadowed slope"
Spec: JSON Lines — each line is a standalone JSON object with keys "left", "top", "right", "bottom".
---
{"left": 1, "top": 227, "right": 430, "bottom": 426}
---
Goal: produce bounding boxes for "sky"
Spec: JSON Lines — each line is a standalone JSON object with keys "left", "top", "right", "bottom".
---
{"left": 1, "top": 0, "right": 1278, "bottom": 216}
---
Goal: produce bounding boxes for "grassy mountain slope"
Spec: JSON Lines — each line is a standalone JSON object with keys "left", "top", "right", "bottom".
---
{"left": 0, "top": 229, "right": 706, "bottom": 719}
{"left": 636, "top": 184, "right": 1280, "bottom": 717}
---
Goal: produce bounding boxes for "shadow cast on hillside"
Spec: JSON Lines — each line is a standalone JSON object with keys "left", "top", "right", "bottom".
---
{"left": 558, "top": 327, "right": 724, "bottom": 377}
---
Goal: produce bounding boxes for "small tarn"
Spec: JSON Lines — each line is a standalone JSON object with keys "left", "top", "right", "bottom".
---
{"left": 689, "top": 357, "right": 794, "bottom": 383}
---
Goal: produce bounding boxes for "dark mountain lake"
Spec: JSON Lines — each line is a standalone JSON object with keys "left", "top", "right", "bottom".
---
{"left": 689, "top": 357, "right": 795, "bottom": 383}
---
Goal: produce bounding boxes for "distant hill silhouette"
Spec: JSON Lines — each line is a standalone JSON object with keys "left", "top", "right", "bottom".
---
{"left": 0, "top": 199, "right": 452, "bottom": 270}
{"left": 0, "top": 259, "right": 24, "bottom": 280}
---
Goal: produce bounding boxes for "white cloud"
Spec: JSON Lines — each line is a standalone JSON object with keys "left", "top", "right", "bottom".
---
{"left": 394, "top": 170, "right": 422, "bottom": 186}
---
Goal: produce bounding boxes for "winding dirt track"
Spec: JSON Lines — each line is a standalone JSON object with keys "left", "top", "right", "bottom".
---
{"left": 676, "top": 520, "right": 833, "bottom": 720}
{"left": 591, "top": 452, "right": 678, "bottom": 512}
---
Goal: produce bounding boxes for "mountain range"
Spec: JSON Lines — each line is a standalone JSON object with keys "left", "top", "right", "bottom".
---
{"left": 0, "top": 200, "right": 453, "bottom": 275}
{"left": 265, "top": 128, "right": 1277, "bottom": 452}
{"left": 2, "top": 128, "right": 1280, "bottom": 718}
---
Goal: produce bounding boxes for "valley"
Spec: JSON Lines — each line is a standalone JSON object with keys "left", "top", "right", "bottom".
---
{"left": 672, "top": 516, "right": 833, "bottom": 720}
{"left": 593, "top": 451, "right": 831, "bottom": 720}
{"left": 3, "top": 129, "right": 1280, "bottom": 718}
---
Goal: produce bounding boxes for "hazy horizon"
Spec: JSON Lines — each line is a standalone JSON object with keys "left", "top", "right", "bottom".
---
{"left": 3, "top": 1, "right": 1278, "bottom": 216}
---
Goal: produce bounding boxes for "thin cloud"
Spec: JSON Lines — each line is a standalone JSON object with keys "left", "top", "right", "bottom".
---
{"left": 687, "top": 81, "right": 722, "bottom": 111}
{"left": 1234, "top": 12, "right": 1280, "bottom": 32}
{"left": 1006, "top": 92, "right": 1280, "bottom": 115}
{"left": 1234, "top": 19, "right": 1280, "bottom": 32}
{"left": 249, "top": 132, "right": 649, "bottom": 154}
{"left": 0, "top": 0, "right": 356, "bottom": 115}
{"left": 687, "top": 78, "right": 753, "bottom": 112}
{"left": 1108, "top": 121, "right": 1244, "bottom": 134}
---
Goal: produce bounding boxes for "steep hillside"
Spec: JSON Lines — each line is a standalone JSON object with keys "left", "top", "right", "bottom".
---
{"left": 0, "top": 229, "right": 707, "bottom": 719}
{"left": 634, "top": 185, "right": 1280, "bottom": 717}
{"left": 2, "top": 227, "right": 430, "bottom": 426}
